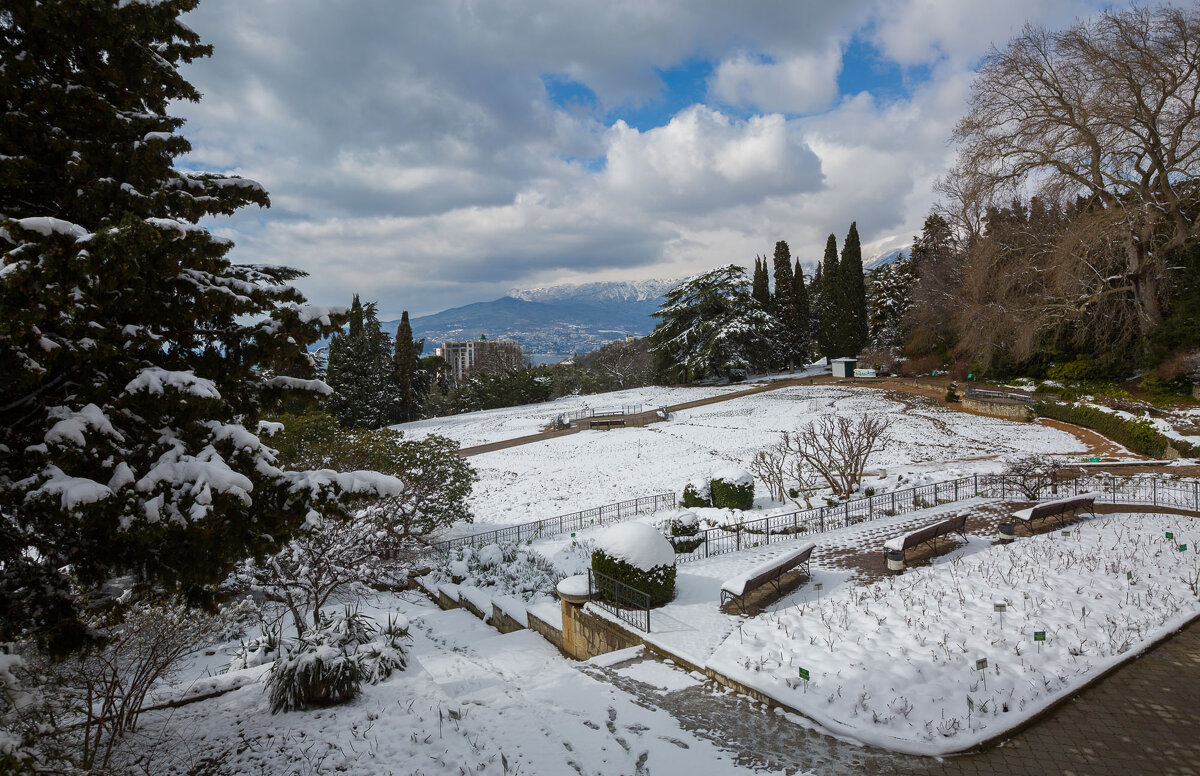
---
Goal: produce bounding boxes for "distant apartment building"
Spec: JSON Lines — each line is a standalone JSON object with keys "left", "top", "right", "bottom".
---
{"left": 435, "top": 338, "right": 520, "bottom": 381}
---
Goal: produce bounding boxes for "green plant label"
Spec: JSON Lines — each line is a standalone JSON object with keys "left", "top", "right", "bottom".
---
{"left": 1061, "top": 530, "right": 1070, "bottom": 536}
{"left": 1127, "top": 571, "right": 1133, "bottom": 580}
{"left": 1034, "top": 631, "right": 1046, "bottom": 642}
{"left": 1181, "top": 544, "right": 1188, "bottom": 552}
{"left": 798, "top": 667, "right": 810, "bottom": 680}
{"left": 1167, "top": 532, "right": 1175, "bottom": 540}
{"left": 976, "top": 658, "right": 988, "bottom": 670}
{"left": 994, "top": 603, "right": 1006, "bottom": 612}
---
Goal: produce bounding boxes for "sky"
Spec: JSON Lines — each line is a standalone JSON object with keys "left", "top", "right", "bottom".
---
{"left": 174, "top": 0, "right": 1131, "bottom": 319}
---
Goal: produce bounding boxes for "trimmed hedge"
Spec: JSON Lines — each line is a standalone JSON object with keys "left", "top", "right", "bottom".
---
{"left": 663, "top": 514, "right": 706, "bottom": 554}
{"left": 591, "top": 549, "right": 676, "bottom": 607}
{"left": 680, "top": 482, "right": 711, "bottom": 508}
{"left": 1033, "top": 401, "right": 1197, "bottom": 458}
{"left": 710, "top": 477, "right": 754, "bottom": 510}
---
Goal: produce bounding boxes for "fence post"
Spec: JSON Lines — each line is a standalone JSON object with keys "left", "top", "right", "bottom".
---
{"left": 1153, "top": 478, "right": 1158, "bottom": 506}
{"left": 973, "top": 473, "right": 979, "bottom": 495}
{"left": 844, "top": 500, "right": 850, "bottom": 523}
{"left": 954, "top": 480, "right": 959, "bottom": 501}
{"left": 820, "top": 507, "right": 826, "bottom": 532}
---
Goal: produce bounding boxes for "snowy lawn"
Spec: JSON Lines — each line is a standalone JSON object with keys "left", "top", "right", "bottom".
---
{"left": 434, "top": 385, "right": 1085, "bottom": 529}
{"left": 706, "top": 512, "right": 1200, "bottom": 755}
{"left": 574, "top": 499, "right": 996, "bottom": 666}
{"left": 141, "top": 593, "right": 796, "bottom": 776}
{"left": 392, "top": 383, "right": 760, "bottom": 447}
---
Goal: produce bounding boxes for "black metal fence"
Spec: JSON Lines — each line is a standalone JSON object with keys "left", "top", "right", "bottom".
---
{"left": 588, "top": 568, "right": 651, "bottom": 632}
{"left": 430, "top": 492, "right": 677, "bottom": 555}
{"left": 670, "top": 472, "right": 1200, "bottom": 566}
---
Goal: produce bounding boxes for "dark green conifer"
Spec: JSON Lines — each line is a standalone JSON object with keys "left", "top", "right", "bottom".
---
{"left": 0, "top": 0, "right": 356, "bottom": 650}
{"left": 840, "top": 222, "right": 869, "bottom": 355}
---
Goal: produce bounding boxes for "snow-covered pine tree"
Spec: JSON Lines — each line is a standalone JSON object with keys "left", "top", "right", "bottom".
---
{"left": 325, "top": 296, "right": 395, "bottom": 429}
{"left": 649, "top": 265, "right": 772, "bottom": 382}
{"left": 867, "top": 253, "right": 917, "bottom": 350}
{"left": 840, "top": 222, "right": 869, "bottom": 355}
{"left": 0, "top": 0, "right": 402, "bottom": 652}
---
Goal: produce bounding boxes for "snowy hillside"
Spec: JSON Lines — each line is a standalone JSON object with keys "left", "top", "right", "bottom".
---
{"left": 508, "top": 278, "right": 681, "bottom": 304}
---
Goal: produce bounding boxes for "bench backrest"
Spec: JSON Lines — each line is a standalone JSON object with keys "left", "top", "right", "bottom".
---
{"left": 741, "top": 544, "right": 814, "bottom": 590}
{"left": 1028, "top": 496, "right": 1093, "bottom": 520}
{"left": 902, "top": 524, "right": 940, "bottom": 550}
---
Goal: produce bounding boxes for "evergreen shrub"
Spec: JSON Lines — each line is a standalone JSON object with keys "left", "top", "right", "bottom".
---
{"left": 1033, "top": 401, "right": 1197, "bottom": 457}
{"left": 590, "top": 550, "right": 676, "bottom": 607}
{"left": 681, "top": 481, "right": 711, "bottom": 508}
{"left": 662, "top": 513, "right": 706, "bottom": 554}
{"left": 268, "top": 610, "right": 369, "bottom": 713}
{"left": 710, "top": 473, "right": 754, "bottom": 510}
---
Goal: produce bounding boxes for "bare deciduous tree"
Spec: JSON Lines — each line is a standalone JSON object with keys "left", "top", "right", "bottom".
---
{"left": 953, "top": 6, "right": 1200, "bottom": 342}
{"left": 1000, "top": 454, "right": 1065, "bottom": 499}
{"left": 468, "top": 340, "right": 527, "bottom": 376}
{"left": 789, "top": 416, "right": 892, "bottom": 497}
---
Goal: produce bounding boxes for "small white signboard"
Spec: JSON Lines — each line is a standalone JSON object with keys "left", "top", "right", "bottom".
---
{"left": 853, "top": 368, "right": 877, "bottom": 378}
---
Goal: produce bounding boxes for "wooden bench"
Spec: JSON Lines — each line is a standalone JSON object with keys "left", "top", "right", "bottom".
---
{"left": 720, "top": 543, "right": 815, "bottom": 614}
{"left": 883, "top": 512, "right": 968, "bottom": 564}
{"left": 1011, "top": 492, "right": 1100, "bottom": 533}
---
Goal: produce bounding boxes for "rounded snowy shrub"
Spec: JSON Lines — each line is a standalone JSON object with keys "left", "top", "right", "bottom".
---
{"left": 590, "top": 523, "right": 676, "bottom": 606}
{"left": 709, "top": 467, "right": 754, "bottom": 510}
{"left": 660, "top": 511, "right": 705, "bottom": 554}
{"left": 432, "top": 542, "right": 560, "bottom": 600}
{"left": 680, "top": 478, "right": 712, "bottom": 508}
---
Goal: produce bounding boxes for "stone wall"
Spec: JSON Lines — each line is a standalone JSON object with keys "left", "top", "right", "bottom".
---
{"left": 491, "top": 604, "right": 527, "bottom": 634}
{"left": 560, "top": 601, "right": 642, "bottom": 660}
{"left": 962, "top": 397, "right": 1033, "bottom": 421}
{"left": 527, "top": 609, "right": 564, "bottom": 651}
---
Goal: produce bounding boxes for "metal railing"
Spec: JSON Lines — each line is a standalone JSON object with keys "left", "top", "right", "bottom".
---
{"left": 964, "top": 385, "right": 1035, "bottom": 403}
{"left": 670, "top": 473, "right": 1200, "bottom": 565}
{"left": 430, "top": 492, "right": 676, "bottom": 555}
{"left": 588, "top": 568, "right": 651, "bottom": 632}
{"left": 551, "top": 404, "right": 646, "bottom": 429}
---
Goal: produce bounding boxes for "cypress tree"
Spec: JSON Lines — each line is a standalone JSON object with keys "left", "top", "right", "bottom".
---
{"left": 751, "top": 256, "right": 771, "bottom": 307}
{"left": 793, "top": 258, "right": 811, "bottom": 363}
{"left": 841, "top": 222, "right": 869, "bottom": 354}
{"left": 393, "top": 310, "right": 419, "bottom": 423}
{"left": 771, "top": 241, "right": 805, "bottom": 370}
{"left": 818, "top": 234, "right": 847, "bottom": 357}
{"left": 0, "top": 0, "right": 357, "bottom": 650}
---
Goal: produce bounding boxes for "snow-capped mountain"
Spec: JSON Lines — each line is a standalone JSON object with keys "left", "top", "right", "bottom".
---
{"left": 864, "top": 245, "right": 910, "bottom": 271}
{"left": 508, "top": 279, "right": 681, "bottom": 304}
{"left": 386, "top": 279, "right": 681, "bottom": 363}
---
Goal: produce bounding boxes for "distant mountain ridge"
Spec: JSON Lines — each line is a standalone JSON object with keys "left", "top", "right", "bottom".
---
{"left": 865, "top": 246, "right": 910, "bottom": 271}
{"left": 382, "top": 279, "right": 680, "bottom": 362}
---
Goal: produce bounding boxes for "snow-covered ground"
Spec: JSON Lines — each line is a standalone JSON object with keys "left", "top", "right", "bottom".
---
{"left": 706, "top": 512, "right": 1200, "bottom": 756}
{"left": 429, "top": 384, "right": 1086, "bottom": 529}
{"left": 393, "top": 383, "right": 758, "bottom": 447}
{"left": 143, "top": 593, "right": 802, "bottom": 776}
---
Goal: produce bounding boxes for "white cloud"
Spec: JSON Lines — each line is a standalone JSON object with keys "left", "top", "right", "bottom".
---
{"left": 708, "top": 47, "right": 842, "bottom": 114}
{"left": 170, "top": 0, "right": 1142, "bottom": 318}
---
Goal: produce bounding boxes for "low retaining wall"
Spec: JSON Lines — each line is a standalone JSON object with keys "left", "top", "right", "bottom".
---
{"left": 527, "top": 609, "right": 564, "bottom": 651}
{"left": 560, "top": 601, "right": 642, "bottom": 660}
{"left": 962, "top": 396, "right": 1033, "bottom": 420}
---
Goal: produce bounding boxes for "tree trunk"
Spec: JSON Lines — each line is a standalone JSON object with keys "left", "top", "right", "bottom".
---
{"left": 1127, "top": 236, "right": 1164, "bottom": 330}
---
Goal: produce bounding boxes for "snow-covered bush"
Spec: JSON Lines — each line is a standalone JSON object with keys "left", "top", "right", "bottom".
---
{"left": 657, "top": 511, "right": 706, "bottom": 554}
{"left": 590, "top": 523, "right": 677, "bottom": 606}
{"left": 430, "top": 542, "right": 560, "bottom": 600}
{"left": 228, "top": 627, "right": 282, "bottom": 672}
{"left": 680, "top": 478, "right": 712, "bottom": 508}
{"left": 709, "top": 467, "right": 754, "bottom": 510}
{"left": 359, "top": 615, "right": 411, "bottom": 685}
{"left": 267, "top": 608, "right": 374, "bottom": 713}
